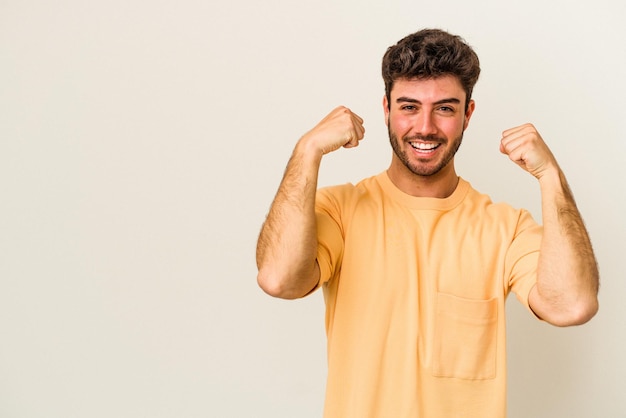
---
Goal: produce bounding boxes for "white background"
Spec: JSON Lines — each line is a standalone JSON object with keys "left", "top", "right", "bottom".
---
{"left": 1, "top": 1, "right": 625, "bottom": 417}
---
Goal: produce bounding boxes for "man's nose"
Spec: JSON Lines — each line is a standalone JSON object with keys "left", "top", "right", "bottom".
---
{"left": 415, "top": 113, "right": 437, "bottom": 136}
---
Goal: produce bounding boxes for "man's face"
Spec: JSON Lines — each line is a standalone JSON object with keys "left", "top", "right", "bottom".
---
{"left": 384, "top": 76, "right": 475, "bottom": 178}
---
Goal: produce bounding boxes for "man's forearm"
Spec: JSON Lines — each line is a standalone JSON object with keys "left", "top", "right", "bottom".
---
{"left": 256, "top": 140, "right": 323, "bottom": 299}
{"left": 256, "top": 106, "right": 365, "bottom": 299}
{"left": 530, "top": 168, "right": 599, "bottom": 325}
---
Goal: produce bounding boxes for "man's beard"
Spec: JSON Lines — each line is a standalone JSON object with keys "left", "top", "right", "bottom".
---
{"left": 388, "top": 126, "right": 464, "bottom": 177}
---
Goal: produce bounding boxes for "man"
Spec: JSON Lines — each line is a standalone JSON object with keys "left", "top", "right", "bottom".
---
{"left": 256, "top": 29, "right": 599, "bottom": 417}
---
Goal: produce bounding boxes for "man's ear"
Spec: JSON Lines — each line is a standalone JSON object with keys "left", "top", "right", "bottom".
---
{"left": 383, "top": 95, "right": 390, "bottom": 126}
{"left": 464, "top": 99, "right": 476, "bottom": 131}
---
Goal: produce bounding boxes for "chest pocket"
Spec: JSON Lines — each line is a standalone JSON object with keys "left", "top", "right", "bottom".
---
{"left": 432, "top": 292, "right": 498, "bottom": 380}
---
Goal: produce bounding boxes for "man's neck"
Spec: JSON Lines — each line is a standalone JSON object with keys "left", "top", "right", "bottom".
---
{"left": 386, "top": 162, "right": 459, "bottom": 198}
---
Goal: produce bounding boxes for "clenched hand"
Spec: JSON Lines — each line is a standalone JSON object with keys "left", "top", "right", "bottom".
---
{"left": 301, "top": 106, "right": 365, "bottom": 156}
{"left": 499, "top": 123, "right": 558, "bottom": 179}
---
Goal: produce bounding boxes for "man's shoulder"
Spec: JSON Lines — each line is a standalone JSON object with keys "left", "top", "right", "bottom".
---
{"left": 318, "top": 173, "right": 383, "bottom": 195}
{"left": 316, "top": 173, "right": 385, "bottom": 210}
{"left": 463, "top": 181, "right": 538, "bottom": 227}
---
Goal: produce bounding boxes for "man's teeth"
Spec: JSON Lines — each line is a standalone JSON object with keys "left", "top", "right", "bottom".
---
{"left": 410, "top": 142, "right": 438, "bottom": 150}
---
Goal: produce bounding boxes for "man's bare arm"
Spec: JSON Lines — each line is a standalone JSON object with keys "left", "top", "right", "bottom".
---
{"left": 256, "top": 107, "right": 365, "bottom": 299}
{"left": 500, "top": 124, "right": 599, "bottom": 326}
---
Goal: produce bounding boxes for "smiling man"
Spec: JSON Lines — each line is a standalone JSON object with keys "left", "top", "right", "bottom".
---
{"left": 256, "top": 29, "right": 599, "bottom": 417}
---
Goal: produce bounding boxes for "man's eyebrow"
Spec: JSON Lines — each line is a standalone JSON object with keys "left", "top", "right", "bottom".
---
{"left": 396, "top": 96, "right": 420, "bottom": 104}
{"left": 395, "top": 97, "right": 461, "bottom": 105}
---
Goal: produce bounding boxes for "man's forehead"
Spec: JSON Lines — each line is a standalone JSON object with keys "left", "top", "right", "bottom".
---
{"left": 391, "top": 76, "right": 465, "bottom": 101}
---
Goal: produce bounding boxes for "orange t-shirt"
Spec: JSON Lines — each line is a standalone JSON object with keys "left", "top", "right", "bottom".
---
{"left": 314, "top": 172, "right": 541, "bottom": 418}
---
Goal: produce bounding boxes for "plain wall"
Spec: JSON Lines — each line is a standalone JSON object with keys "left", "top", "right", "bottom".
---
{"left": 1, "top": 0, "right": 625, "bottom": 417}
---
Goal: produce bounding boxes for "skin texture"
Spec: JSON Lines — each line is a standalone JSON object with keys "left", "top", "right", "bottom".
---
{"left": 256, "top": 76, "right": 598, "bottom": 325}
{"left": 256, "top": 107, "right": 364, "bottom": 299}
{"left": 499, "top": 124, "right": 599, "bottom": 325}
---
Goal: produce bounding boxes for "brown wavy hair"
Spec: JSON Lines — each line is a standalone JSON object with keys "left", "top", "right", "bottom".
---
{"left": 382, "top": 29, "right": 480, "bottom": 110}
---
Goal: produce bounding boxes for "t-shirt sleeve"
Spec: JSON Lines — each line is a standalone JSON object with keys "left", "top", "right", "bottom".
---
{"left": 314, "top": 187, "right": 346, "bottom": 290}
{"left": 505, "top": 209, "right": 543, "bottom": 316}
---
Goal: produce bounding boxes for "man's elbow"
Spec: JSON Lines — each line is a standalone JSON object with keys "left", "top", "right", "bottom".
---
{"left": 257, "top": 269, "right": 312, "bottom": 300}
{"left": 545, "top": 298, "right": 599, "bottom": 327}
{"left": 569, "top": 298, "right": 599, "bottom": 326}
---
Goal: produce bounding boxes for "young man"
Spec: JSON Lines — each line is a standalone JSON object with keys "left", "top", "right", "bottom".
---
{"left": 256, "top": 29, "right": 599, "bottom": 417}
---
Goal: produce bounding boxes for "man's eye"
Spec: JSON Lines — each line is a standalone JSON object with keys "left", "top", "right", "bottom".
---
{"left": 438, "top": 106, "right": 455, "bottom": 113}
{"left": 402, "top": 105, "right": 416, "bottom": 111}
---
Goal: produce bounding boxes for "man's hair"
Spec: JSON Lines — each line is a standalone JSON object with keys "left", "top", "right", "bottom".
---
{"left": 382, "top": 29, "right": 481, "bottom": 110}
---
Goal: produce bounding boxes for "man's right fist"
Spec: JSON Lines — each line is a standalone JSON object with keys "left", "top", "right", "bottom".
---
{"left": 301, "top": 106, "right": 365, "bottom": 155}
